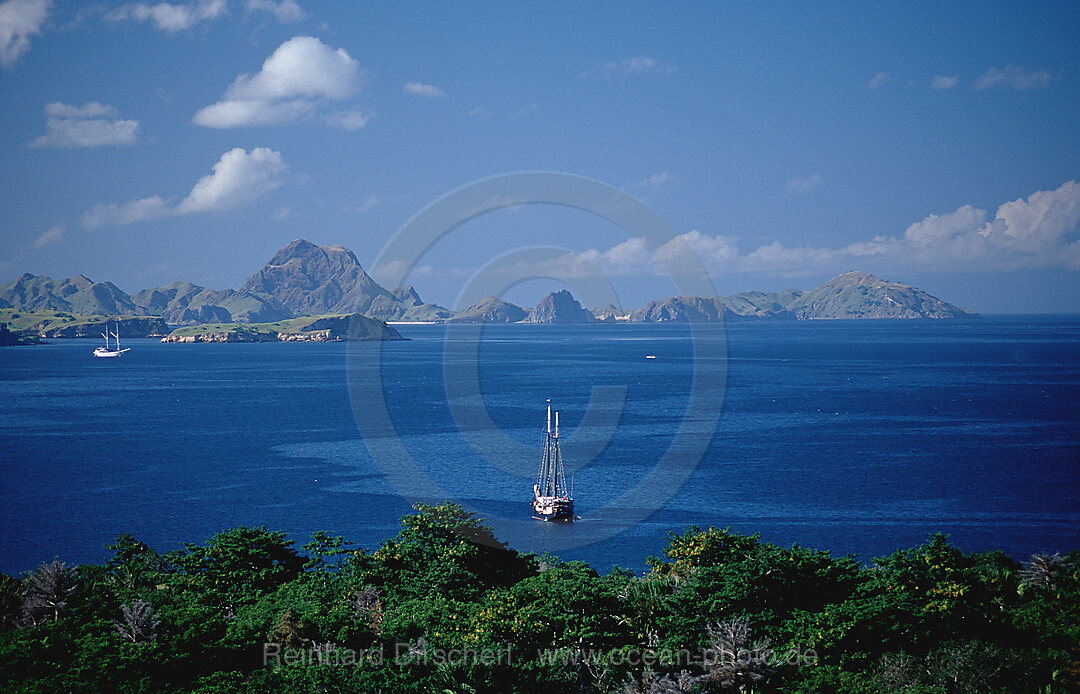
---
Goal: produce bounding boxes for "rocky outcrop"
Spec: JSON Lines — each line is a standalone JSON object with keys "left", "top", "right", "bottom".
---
{"left": 629, "top": 296, "right": 739, "bottom": 323}
{"left": 590, "top": 304, "right": 630, "bottom": 322}
{"left": 448, "top": 296, "right": 528, "bottom": 323}
{"left": 525, "top": 290, "right": 594, "bottom": 324}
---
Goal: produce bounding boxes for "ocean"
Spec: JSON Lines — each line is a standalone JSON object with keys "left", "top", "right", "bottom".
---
{"left": 1, "top": 317, "right": 1078, "bottom": 575}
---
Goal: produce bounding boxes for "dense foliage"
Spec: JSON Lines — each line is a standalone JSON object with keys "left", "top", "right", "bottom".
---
{"left": 1, "top": 503, "right": 1076, "bottom": 693}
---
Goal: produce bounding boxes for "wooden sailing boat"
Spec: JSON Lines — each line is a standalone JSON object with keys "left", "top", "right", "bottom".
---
{"left": 532, "top": 399, "right": 574, "bottom": 522}
{"left": 93, "top": 323, "right": 130, "bottom": 358}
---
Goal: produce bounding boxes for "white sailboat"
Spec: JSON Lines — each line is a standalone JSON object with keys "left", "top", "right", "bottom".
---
{"left": 532, "top": 399, "right": 575, "bottom": 522}
{"left": 93, "top": 323, "right": 130, "bottom": 358}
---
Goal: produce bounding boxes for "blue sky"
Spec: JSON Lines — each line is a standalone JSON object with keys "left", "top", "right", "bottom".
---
{"left": 1, "top": 1, "right": 1079, "bottom": 312}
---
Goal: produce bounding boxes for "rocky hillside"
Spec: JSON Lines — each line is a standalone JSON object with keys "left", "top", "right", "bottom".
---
{"left": 629, "top": 296, "right": 740, "bottom": 322}
{"left": 240, "top": 240, "right": 451, "bottom": 321}
{"left": 721, "top": 290, "right": 801, "bottom": 319}
{"left": 132, "top": 281, "right": 288, "bottom": 325}
{"left": 786, "top": 272, "right": 979, "bottom": 319}
{"left": 626, "top": 273, "right": 976, "bottom": 322}
{"left": 241, "top": 240, "right": 392, "bottom": 316}
{"left": 0, "top": 274, "right": 139, "bottom": 316}
{"left": 447, "top": 296, "right": 528, "bottom": 323}
{"left": 525, "top": 290, "right": 595, "bottom": 324}
{"left": 0, "top": 309, "right": 170, "bottom": 338}
{"left": 161, "top": 313, "right": 405, "bottom": 343}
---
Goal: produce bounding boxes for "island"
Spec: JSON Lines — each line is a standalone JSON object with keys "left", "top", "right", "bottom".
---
{"left": 159, "top": 313, "right": 405, "bottom": 343}
{"left": 0, "top": 239, "right": 981, "bottom": 343}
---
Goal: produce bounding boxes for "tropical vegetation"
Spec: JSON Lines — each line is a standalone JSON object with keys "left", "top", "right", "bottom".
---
{"left": 1, "top": 503, "right": 1075, "bottom": 693}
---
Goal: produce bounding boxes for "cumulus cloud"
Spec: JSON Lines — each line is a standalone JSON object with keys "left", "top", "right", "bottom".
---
{"left": 177, "top": 147, "right": 286, "bottom": 214}
{"left": 931, "top": 75, "right": 958, "bottom": 89}
{"left": 868, "top": 71, "right": 889, "bottom": 89}
{"left": 902, "top": 205, "right": 987, "bottom": 248}
{"left": 83, "top": 147, "right": 286, "bottom": 228}
{"left": 538, "top": 180, "right": 1080, "bottom": 279}
{"left": 0, "top": 0, "right": 49, "bottom": 68}
{"left": 404, "top": 81, "right": 447, "bottom": 98}
{"left": 785, "top": 173, "right": 823, "bottom": 195}
{"left": 29, "top": 101, "right": 139, "bottom": 148}
{"left": 193, "top": 35, "right": 366, "bottom": 129}
{"left": 107, "top": 0, "right": 227, "bottom": 33}
{"left": 974, "top": 64, "right": 1052, "bottom": 90}
{"left": 244, "top": 0, "right": 306, "bottom": 23}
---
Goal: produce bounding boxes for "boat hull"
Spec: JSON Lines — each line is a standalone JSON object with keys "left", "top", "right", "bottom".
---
{"left": 93, "top": 348, "right": 129, "bottom": 358}
{"left": 532, "top": 496, "right": 574, "bottom": 522}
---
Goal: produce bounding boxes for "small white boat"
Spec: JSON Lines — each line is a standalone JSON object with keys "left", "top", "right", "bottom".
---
{"left": 645, "top": 354, "right": 656, "bottom": 359}
{"left": 93, "top": 323, "right": 130, "bottom": 358}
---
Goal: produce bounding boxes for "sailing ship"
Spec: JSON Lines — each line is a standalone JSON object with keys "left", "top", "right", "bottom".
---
{"left": 532, "top": 399, "right": 575, "bottom": 522}
{"left": 93, "top": 323, "right": 130, "bottom": 358}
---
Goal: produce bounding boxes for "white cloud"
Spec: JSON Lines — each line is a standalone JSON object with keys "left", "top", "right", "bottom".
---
{"left": 193, "top": 35, "right": 365, "bottom": 128}
{"left": 981, "top": 181, "right": 1080, "bottom": 254}
{"left": 31, "top": 224, "right": 63, "bottom": 248}
{"left": 785, "top": 173, "right": 823, "bottom": 195}
{"left": 583, "top": 236, "right": 656, "bottom": 271}
{"left": 29, "top": 101, "right": 139, "bottom": 148}
{"left": 404, "top": 81, "right": 447, "bottom": 98}
{"left": 615, "top": 56, "right": 658, "bottom": 73}
{"left": 581, "top": 55, "right": 674, "bottom": 79}
{"left": 107, "top": 0, "right": 227, "bottom": 33}
{"left": 552, "top": 180, "right": 1080, "bottom": 279}
{"left": 225, "top": 36, "right": 360, "bottom": 100}
{"left": 643, "top": 171, "right": 671, "bottom": 186}
{"left": 353, "top": 194, "right": 380, "bottom": 213}
{"left": 192, "top": 98, "right": 312, "bottom": 128}
{"left": 324, "top": 106, "right": 371, "bottom": 130}
{"left": 177, "top": 147, "right": 286, "bottom": 214}
{"left": 244, "top": 0, "right": 305, "bottom": 23}
{"left": 974, "top": 64, "right": 1052, "bottom": 90}
{"left": 671, "top": 230, "right": 738, "bottom": 266}
{"left": 903, "top": 205, "right": 987, "bottom": 248}
{"left": 83, "top": 147, "right": 286, "bottom": 228}
{"left": 868, "top": 71, "right": 889, "bottom": 89}
{"left": 931, "top": 75, "right": 958, "bottom": 89}
{"left": 0, "top": 0, "right": 49, "bottom": 68}
{"left": 82, "top": 196, "right": 171, "bottom": 229}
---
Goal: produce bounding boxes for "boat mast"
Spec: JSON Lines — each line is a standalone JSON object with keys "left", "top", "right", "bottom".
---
{"left": 555, "top": 410, "right": 568, "bottom": 498}
{"left": 546, "top": 401, "right": 554, "bottom": 496}
{"left": 537, "top": 399, "right": 551, "bottom": 496}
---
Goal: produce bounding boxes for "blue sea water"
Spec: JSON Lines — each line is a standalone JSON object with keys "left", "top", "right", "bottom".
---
{"left": 1, "top": 317, "right": 1078, "bottom": 575}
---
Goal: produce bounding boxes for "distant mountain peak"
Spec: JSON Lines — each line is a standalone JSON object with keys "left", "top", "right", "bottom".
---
{"left": 242, "top": 239, "right": 391, "bottom": 317}
{"left": 526, "top": 289, "right": 594, "bottom": 324}
{"left": 788, "top": 271, "right": 978, "bottom": 319}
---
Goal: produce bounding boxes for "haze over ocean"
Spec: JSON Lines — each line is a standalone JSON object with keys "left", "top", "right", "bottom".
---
{"left": 2, "top": 318, "right": 1077, "bottom": 574}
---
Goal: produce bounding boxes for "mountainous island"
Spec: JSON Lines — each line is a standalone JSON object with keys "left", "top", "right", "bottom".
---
{"left": 0, "top": 239, "right": 978, "bottom": 343}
